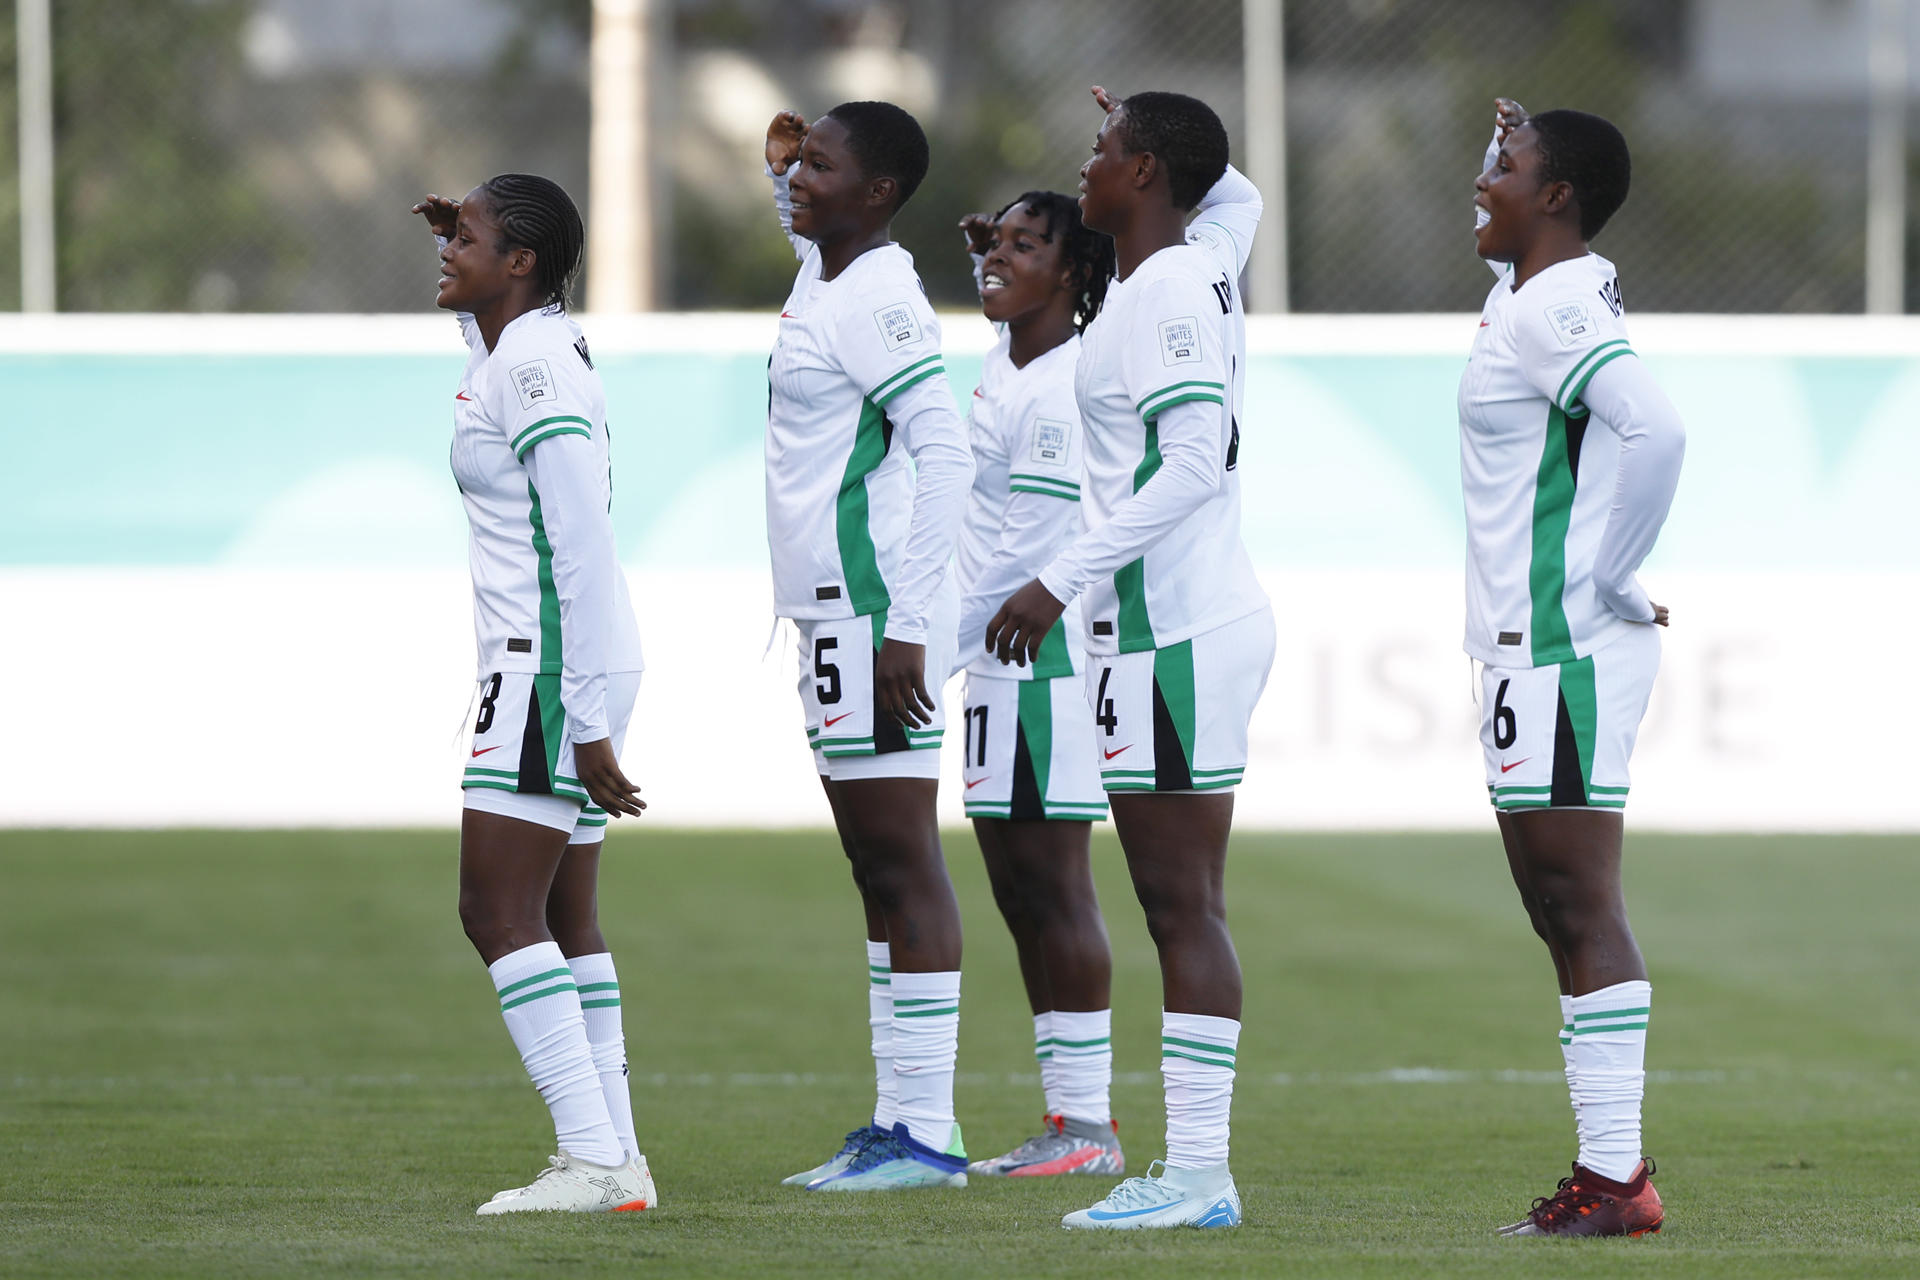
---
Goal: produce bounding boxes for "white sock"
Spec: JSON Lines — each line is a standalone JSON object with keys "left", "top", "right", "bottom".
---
{"left": 1566, "top": 979, "right": 1651, "bottom": 1182}
{"left": 1049, "top": 1008, "right": 1113, "bottom": 1125}
{"left": 866, "top": 940, "right": 898, "bottom": 1130}
{"left": 568, "top": 952, "right": 638, "bottom": 1164}
{"left": 890, "top": 969, "right": 960, "bottom": 1150}
{"left": 1161, "top": 1010, "right": 1238, "bottom": 1170}
{"left": 1558, "top": 993, "right": 1579, "bottom": 1139}
{"left": 1033, "top": 1011, "right": 1060, "bottom": 1113}
{"left": 488, "top": 942, "right": 623, "bottom": 1167}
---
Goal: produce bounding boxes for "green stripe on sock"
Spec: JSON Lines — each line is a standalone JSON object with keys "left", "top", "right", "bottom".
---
{"left": 576, "top": 982, "right": 619, "bottom": 994}
{"left": 1572, "top": 1006, "right": 1651, "bottom": 1020}
{"left": 579, "top": 998, "right": 621, "bottom": 1009}
{"left": 500, "top": 980, "right": 578, "bottom": 1011}
{"left": 1052, "top": 1036, "right": 1111, "bottom": 1049}
{"left": 1162, "top": 1035, "right": 1235, "bottom": 1058}
{"left": 895, "top": 1005, "right": 959, "bottom": 1018}
{"left": 1162, "top": 1048, "right": 1236, "bottom": 1068}
{"left": 496, "top": 967, "right": 573, "bottom": 998}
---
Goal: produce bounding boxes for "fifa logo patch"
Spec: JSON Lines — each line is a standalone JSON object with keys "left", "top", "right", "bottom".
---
{"left": 1031, "top": 418, "right": 1070, "bottom": 464}
{"left": 1546, "top": 301, "right": 1593, "bottom": 346}
{"left": 874, "top": 302, "right": 921, "bottom": 352}
{"left": 510, "top": 358, "right": 555, "bottom": 410}
{"left": 1159, "top": 316, "right": 1200, "bottom": 365}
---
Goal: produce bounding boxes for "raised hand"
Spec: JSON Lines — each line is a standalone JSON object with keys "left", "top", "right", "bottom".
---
{"left": 411, "top": 193, "right": 461, "bottom": 239}
{"left": 958, "top": 212, "right": 996, "bottom": 257}
{"left": 1494, "top": 97, "right": 1529, "bottom": 144}
{"left": 766, "top": 110, "right": 808, "bottom": 175}
{"left": 1091, "top": 84, "right": 1121, "bottom": 115}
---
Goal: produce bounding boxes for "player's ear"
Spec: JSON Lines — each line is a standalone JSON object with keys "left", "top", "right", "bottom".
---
{"left": 1542, "top": 180, "right": 1575, "bottom": 220}
{"left": 865, "top": 174, "right": 898, "bottom": 212}
{"left": 507, "top": 246, "right": 537, "bottom": 279}
{"left": 1132, "top": 150, "right": 1158, "bottom": 193}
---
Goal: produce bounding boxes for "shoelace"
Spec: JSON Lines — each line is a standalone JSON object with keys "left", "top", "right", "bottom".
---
{"left": 834, "top": 1126, "right": 877, "bottom": 1159}
{"left": 1095, "top": 1160, "right": 1177, "bottom": 1212}
{"left": 1528, "top": 1174, "right": 1604, "bottom": 1227}
{"left": 841, "top": 1132, "right": 909, "bottom": 1174}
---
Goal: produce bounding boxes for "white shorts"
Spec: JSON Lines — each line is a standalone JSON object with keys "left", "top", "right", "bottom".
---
{"left": 1085, "top": 607, "right": 1276, "bottom": 795}
{"left": 1479, "top": 623, "right": 1659, "bottom": 812}
{"left": 461, "top": 670, "right": 643, "bottom": 844}
{"left": 959, "top": 672, "right": 1108, "bottom": 822}
{"left": 797, "top": 605, "right": 956, "bottom": 782}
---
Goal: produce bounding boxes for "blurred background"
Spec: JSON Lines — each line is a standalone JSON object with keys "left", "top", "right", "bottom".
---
{"left": 2, "top": 0, "right": 1916, "bottom": 315}
{"left": 1, "top": 0, "right": 1917, "bottom": 832}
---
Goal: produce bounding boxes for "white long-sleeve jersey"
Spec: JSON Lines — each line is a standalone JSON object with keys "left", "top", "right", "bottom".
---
{"left": 1458, "top": 247, "right": 1686, "bottom": 667}
{"left": 764, "top": 166, "right": 974, "bottom": 643}
{"left": 1038, "top": 164, "right": 1270, "bottom": 655}
{"left": 448, "top": 303, "right": 644, "bottom": 743}
{"left": 955, "top": 330, "right": 1089, "bottom": 680}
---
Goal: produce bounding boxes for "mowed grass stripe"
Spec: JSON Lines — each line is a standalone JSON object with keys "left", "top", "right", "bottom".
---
{"left": 1, "top": 829, "right": 1915, "bottom": 1279}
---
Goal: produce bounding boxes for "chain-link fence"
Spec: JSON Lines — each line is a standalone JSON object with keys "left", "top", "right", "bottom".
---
{"left": 0, "top": 0, "right": 1899, "bottom": 312}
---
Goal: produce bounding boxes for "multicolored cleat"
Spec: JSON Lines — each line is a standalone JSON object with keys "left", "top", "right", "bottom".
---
{"left": 806, "top": 1122, "right": 968, "bottom": 1191}
{"left": 969, "top": 1113, "right": 1124, "bottom": 1177}
{"left": 1499, "top": 1158, "right": 1664, "bottom": 1237}
{"left": 1061, "top": 1159, "right": 1240, "bottom": 1230}
{"left": 781, "top": 1123, "right": 886, "bottom": 1187}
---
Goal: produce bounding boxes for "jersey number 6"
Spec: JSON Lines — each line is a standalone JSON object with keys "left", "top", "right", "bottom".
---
{"left": 1492, "top": 678, "right": 1517, "bottom": 750}
{"left": 815, "top": 636, "right": 842, "bottom": 705}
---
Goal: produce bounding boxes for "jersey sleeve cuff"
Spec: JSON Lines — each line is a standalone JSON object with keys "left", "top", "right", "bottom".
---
{"left": 511, "top": 415, "right": 594, "bottom": 460}
{"left": 1008, "top": 472, "right": 1080, "bottom": 501}
{"left": 868, "top": 354, "right": 944, "bottom": 406}
{"left": 1554, "top": 340, "right": 1633, "bottom": 413}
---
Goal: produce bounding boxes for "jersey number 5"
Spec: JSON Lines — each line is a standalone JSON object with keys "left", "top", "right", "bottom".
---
{"left": 815, "top": 637, "right": 842, "bottom": 705}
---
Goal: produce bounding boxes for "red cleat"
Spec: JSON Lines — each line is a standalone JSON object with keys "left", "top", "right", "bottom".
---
{"left": 1499, "top": 1158, "right": 1664, "bottom": 1237}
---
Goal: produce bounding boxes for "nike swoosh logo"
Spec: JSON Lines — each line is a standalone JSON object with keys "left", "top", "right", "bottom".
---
{"left": 780, "top": 310, "right": 798, "bottom": 319}
{"left": 1103, "top": 745, "right": 1131, "bottom": 761}
{"left": 1086, "top": 1202, "right": 1170, "bottom": 1221}
{"left": 471, "top": 746, "right": 501, "bottom": 757}
{"left": 965, "top": 777, "right": 989, "bottom": 790}
{"left": 1478, "top": 320, "right": 1490, "bottom": 328}
{"left": 823, "top": 712, "right": 852, "bottom": 728}
{"left": 456, "top": 390, "right": 474, "bottom": 400}
{"left": 1500, "top": 758, "right": 1530, "bottom": 773}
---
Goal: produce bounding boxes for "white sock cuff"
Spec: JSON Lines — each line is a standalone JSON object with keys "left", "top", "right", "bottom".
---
{"left": 1163, "top": 1010, "right": 1239, "bottom": 1068}
{"left": 1049, "top": 1009, "right": 1112, "bottom": 1056}
{"left": 489, "top": 941, "right": 571, "bottom": 999}
{"left": 1568, "top": 980, "right": 1651, "bottom": 1035}
{"left": 891, "top": 969, "right": 960, "bottom": 1005}
{"left": 1033, "top": 1010, "right": 1054, "bottom": 1058}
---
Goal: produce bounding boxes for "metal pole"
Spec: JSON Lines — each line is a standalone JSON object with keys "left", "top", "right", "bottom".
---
{"left": 1242, "top": 0, "right": 1287, "bottom": 312}
{"left": 17, "top": 0, "right": 56, "bottom": 312}
{"left": 587, "top": 0, "right": 653, "bottom": 311}
{"left": 1865, "top": 0, "right": 1907, "bottom": 314}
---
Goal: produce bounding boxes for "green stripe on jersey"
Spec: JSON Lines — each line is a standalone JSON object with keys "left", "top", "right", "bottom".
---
{"left": 514, "top": 425, "right": 591, "bottom": 460}
{"left": 1032, "top": 618, "right": 1074, "bottom": 679}
{"left": 1554, "top": 340, "right": 1631, "bottom": 412}
{"left": 1115, "top": 422, "right": 1163, "bottom": 652}
{"left": 511, "top": 414, "right": 592, "bottom": 453}
{"left": 836, "top": 398, "right": 895, "bottom": 617}
{"left": 1136, "top": 380, "right": 1225, "bottom": 422}
{"left": 1527, "top": 405, "right": 1579, "bottom": 666}
{"left": 870, "top": 355, "right": 943, "bottom": 406}
{"left": 1017, "top": 679, "right": 1054, "bottom": 802}
{"left": 526, "top": 483, "right": 565, "bottom": 674}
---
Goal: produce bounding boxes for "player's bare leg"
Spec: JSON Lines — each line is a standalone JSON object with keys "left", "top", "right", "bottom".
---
{"left": 1496, "top": 812, "right": 1571, "bottom": 994}
{"left": 826, "top": 777, "right": 961, "bottom": 972}
{"left": 1502, "top": 810, "right": 1644, "bottom": 995}
{"left": 458, "top": 809, "right": 570, "bottom": 964}
{"left": 974, "top": 817, "right": 1110, "bottom": 1012}
{"left": 1110, "top": 793, "right": 1239, "bottom": 1019}
{"left": 823, "top": 775, "right": 890, "bottom": 943}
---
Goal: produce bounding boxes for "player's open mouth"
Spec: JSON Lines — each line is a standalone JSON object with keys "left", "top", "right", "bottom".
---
{"left": 980, "top": 272, "right": 1007, "bottom": 294}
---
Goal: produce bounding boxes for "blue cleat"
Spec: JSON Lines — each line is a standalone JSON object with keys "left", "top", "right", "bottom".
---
{"left": 781, "top": 1123, "right": 886, "bottom": 1187}
{"left": 1061, "top": 1159, "right": 1242, "bottom": 1230}
{"left": 806, "top": 1122, "right": 969, "bottom": 1191}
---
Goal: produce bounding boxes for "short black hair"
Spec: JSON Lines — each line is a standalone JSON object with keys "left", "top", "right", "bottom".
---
{"left": 823, "top": 100, "right": 930, "bottom": 212}
{"left": 480, "top": 173, "right": 585, "bottom": 311}
{"left": 993, "top": 190, "right": 1116, "bottom": 332}
{"left": 1114, "top": 91, "right": 1229, "bottom": 212}
{"left": 1528, "top": 109, "right": 1631, "bottom": 240}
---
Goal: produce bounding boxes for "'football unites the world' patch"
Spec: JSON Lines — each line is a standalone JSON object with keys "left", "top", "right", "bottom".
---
{"left": 1159, "top": 316, "right": 1201, "bottom": 365}
{"left": 510, "top": 359, "right": 556, "bottom": 410}
{"left": 873, "top": 302, "right": 921, "bottom": 352}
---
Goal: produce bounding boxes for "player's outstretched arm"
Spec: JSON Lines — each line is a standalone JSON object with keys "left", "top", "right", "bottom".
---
{"left": 413, "top": 193, "right": 482, "bottom": 346}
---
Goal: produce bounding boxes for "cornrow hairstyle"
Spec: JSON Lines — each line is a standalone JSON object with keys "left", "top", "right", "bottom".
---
{"left": 822, "top": 100, "right": 931, "bottom": 211}
{"left": 1114, "top": 91, "right": 1229, "bottom": 212}
{"left": 993, "top": 190, "right": 1116, "bottom": 332}
{"left": 1527, "top": 109, "right": 1632, "bottom": 241}
{"left": 479, "top": 173, "right": 586, "bottom": 311}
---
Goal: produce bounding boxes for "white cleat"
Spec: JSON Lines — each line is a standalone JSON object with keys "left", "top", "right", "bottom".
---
{"left": 476, "top": 1149, "right": 656, "bottom": 1215}
{"left": 1061, "top": 1159, "right": 1241, "bottom": 1230}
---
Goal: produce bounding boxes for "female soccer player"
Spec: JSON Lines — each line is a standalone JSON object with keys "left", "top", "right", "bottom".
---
{"left": 951, "top": 193, "right": 1123, "bottom": 1179}
{"left": 412, "top": 176, "right": 653, "bottom": 1215}
{"left": 1464, "top": 98, "right": 1684, "bottom": 1237}
{"left": 762, "top": 103, "right": 977, "bottom": 1192}
{"left": 988, "top": 86, "right": 1271, "bottom": 1230}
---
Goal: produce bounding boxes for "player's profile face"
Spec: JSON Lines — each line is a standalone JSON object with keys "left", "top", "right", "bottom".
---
{"left": 785, "top": 115, "right": 869, "bottom": 242}
{"left": 1078, "top": 109, "right": 1129, "bottom": 233}
{"left": 978, "top": 204, "right": 1066, "bottom": 325}
{"left": 1473, "top": 124, "right": 1545, "bottom": 263}
{"left": 436, "top": 187, "right": 512, "bottom": 312}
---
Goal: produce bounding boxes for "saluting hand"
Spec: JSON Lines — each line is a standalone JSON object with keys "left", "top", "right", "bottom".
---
{"left": 958, "top": 212, "right": 996, "bottom": 257}
{"left": 1494, "top": 97, "right": 1529, "bottom": 143}
{"left": 766, "top": 110, "right": 808, "bottom": 175}
{"left": 574, "top": 737, "right": 646, "bottom": 819}
{"left": 985, "top": 579, "right": 1067, "bottom": 669}
{"left": 1091, "top": 84, "right": 1121, "bottom": 115}
{"left": 410, "top": 193, "right": 461, "bottom": 239}
{"left": 874, "top": 638, "right": 936, "bottom": 729}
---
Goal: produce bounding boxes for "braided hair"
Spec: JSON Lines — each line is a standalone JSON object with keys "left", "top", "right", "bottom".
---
{"left": 993, "top": 190, "right": 1116, "bottom": 332}
{"left": 479, "top": 173, "right": 585, "bottom": 311}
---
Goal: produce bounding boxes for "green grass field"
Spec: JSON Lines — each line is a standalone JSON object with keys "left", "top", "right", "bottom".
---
{"left": 3, "top": 829, "right": 1916, "bottom": 1278}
